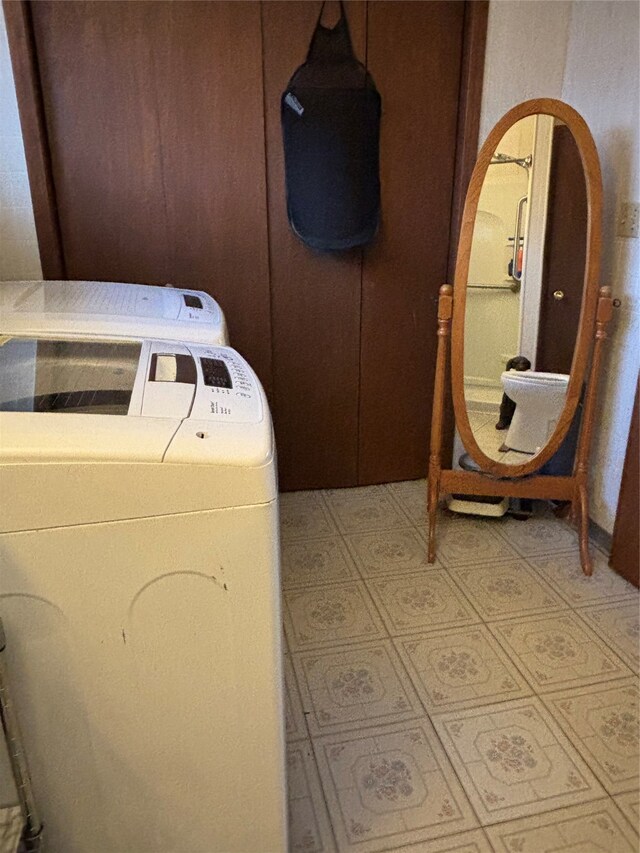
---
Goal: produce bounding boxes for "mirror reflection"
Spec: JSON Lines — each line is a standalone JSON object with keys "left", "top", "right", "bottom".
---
{"left": 463, "top": 113, "right": 587, "bottom": 464}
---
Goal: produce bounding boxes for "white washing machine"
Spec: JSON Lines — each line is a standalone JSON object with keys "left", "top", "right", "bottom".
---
{"left": 0, "top": 279, "right": 229, "bottom": 345}
{"left": 0, "top": 333, "right": 285, "bottom": 852}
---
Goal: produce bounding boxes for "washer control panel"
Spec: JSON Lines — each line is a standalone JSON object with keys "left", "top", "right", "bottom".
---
{"left": 189, "top": 346, "right": 263, "bottom": 423}
{"left": 176, "top": 290, "right": 222, "bottom": 325}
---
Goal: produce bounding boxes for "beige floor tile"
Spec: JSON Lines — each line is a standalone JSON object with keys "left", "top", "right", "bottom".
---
{"left": 282, "top": 536, "right": 360, "bottom": 590}
{"left": 388, "top": 828, "right": 493, "bottom": 853}
{"left": 395, "top": 625, "right": 532, "bottom": 713}
{"left": 292, "top": 639, "right": 424, "bottom": 735}
{"left": 323, "top": 486, "right": 409, "bottom": 534}
{"left": 577, "top": 601, "right": 640, "bottom": 674}
{"left": 448, "top": 559, "right": 566, "bottom": 622}
{"left": 433, "top": 516, "right": 519, "bottom": 567}
{"left": 284, "top": 581, "right": 387, "bottom": 652}
{"left": 543, "top": 679, "right": 639, "bottom": 795}
{"left": 288, "top": 741, "right": 336, "bottom": 853}
{"left": 432, "top": 698, "right": 606, "bottom": 824}
{"left": 474, "top": 422, "right": 509, "bottom": 462}
{"left": 489, "top": 612, "right": 633, "bottom": 693}
{"left": 385, "top": 479, "right": 427, "bottom": 525}
{"left": 285, "top": 654, "right": 309, "bottom": 743}
{"left": 614, "top": 790, "right": 640, "bottom": 833}
{"left": 366, "top": 569, "right": 481, "bottom": 636}
{"left": 344, "top": 528, "right": 438, "bottom": 578}
{"left": 313, "top": 720, "right": 478, "bottom": 852}
{"left": 281, "top": 491, "right": 338, "bottom": 541}
{"left": 468, "top": 411, "right": 494, "bottom": 432}
{"left": 493, "top": 514, "right": 579, "bottom": 557}
{"left": 528, "top": 549, "right": 639, "bottom": 607}
{"left": 485, "top": 799, "right": 637, "bottom": 852}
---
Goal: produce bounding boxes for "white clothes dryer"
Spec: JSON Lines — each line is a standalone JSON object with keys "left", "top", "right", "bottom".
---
{"left": 0, "top": 279, "right": 229, "bottom": 345}
{"left": 0, "top": 334, "right": 285, "bottom": 853}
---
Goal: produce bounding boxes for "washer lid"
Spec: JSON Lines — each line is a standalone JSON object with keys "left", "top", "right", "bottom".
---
{"left": 0, "top": 280, "right": 227, "bottom": 345}
{"left": 0, "top": 338, "right": 270, "bottom": 467}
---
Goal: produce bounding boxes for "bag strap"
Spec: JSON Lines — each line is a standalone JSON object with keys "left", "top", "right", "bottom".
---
{"left": 307, "top": 0, "right": 355, "bottom": 63}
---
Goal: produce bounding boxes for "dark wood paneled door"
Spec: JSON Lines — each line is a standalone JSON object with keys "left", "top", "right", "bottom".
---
{"left": 610, "top": 378, "right": 639, "bottom": 587}
{"left": 262, "top": 2, "right": 367, "bottom": 489}
{"left": 29, "top": 0, "right": 273, "bottom": 391}
{"left": 9, "top": 0, "right": 483, "bottom": 490}
{"left": 358, "top": 1, "right": 464, "bottom": 485}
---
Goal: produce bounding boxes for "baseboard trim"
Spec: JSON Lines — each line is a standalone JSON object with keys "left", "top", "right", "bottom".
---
{"left": 589, "top": 518, "right": 612, "bottom": 556}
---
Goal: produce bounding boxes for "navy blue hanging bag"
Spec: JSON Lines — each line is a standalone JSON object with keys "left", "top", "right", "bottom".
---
{"left": 281, "top": 1, "right": 381, "bottom": 252}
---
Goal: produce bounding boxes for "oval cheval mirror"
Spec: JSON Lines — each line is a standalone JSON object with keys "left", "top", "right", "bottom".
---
{"left": 427, "top": 99, "right": 613, "bottom": 576}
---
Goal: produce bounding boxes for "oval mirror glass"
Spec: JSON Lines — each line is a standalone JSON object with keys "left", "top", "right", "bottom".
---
{"left": 459, "top": 111, "right": 591, "bottom": 469}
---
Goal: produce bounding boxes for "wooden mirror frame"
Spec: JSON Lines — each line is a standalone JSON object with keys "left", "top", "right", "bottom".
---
{"left": 451, "top": 98, "right": 602, "bottom": 477}
{"left": 427, "top": 98, "right": 614, "bottom": 577}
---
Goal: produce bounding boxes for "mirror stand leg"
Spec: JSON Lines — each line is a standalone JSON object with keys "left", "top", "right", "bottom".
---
{"left": 577, "top": 481, "right": 593, "bottom": 576}
{"left": 427, "top": 462, "right": 439, "bottom": 563}
{"left": 572, "top": 286, "right": 613, "bottom": 576}
{"left": 427, "top": 284, "right": 453, "bottom": 565}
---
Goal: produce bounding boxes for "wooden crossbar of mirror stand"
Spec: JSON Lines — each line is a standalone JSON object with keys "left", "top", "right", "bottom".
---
{"left": 427, "top": 282, "right": 614, "bottom": 577}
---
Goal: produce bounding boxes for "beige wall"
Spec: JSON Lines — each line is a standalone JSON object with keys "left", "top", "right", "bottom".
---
{"left": 0, "top": 4, "right": 41, "bottom": 281}
{"left": 479, "top": 0, "right": 572, "bottom": 140}
{"left": 480, "top": 0, "right": 639, "bottom": 534}
{"left": 562, "top": 0, "right": 639, "bottom": 535}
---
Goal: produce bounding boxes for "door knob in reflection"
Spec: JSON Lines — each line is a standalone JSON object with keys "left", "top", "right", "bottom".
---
{"left": 553, "top": 289, "right": 565, "bottom": 300}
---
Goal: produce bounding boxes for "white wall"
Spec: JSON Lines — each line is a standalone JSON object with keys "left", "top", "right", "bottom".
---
{"left": 479, "top": 0, "right": 572, "bottom": 140}
{"left": 480, "top": 0, "right": 640, "bottom": 534}
{"left": 0, "top": 4, "right": 42, "bottom": 281}
{"left": 561, "top": 0, "right": 640, "bottom": 534}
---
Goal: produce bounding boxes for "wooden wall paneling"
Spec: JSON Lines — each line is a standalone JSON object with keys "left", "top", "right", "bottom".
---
{"left": 3, "top": 0, "right": 65, "bottom": 278}
{"left": 358, "top": 1, "right": 465, "bottom": 485}
{"left": 150, "top": 1, "right": 272, "bottom": 392}
{"left": 262, "top": 1, "right": 367, "bottom": 490}
{"left": 29, "top": 1, "right": 173, "bottom": 285}
{"left": 27, "top": 1, "right": 272, "bottom": 390}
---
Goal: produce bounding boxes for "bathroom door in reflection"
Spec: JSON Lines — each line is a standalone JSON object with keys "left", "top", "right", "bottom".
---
{"left": 536, "top": 125, "right": 588, "bottom": 373}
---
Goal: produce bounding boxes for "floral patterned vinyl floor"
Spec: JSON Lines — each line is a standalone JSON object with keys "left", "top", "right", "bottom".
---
{"left": 282, "top": 481, "right": 639, "bottom": 853}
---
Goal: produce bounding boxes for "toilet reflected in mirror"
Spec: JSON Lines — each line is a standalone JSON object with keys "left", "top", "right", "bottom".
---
{"left": 463, "top": 113, "right": 587, "bottom": 463}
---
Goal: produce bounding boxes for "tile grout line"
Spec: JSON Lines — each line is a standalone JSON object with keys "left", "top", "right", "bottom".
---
{"left": 609, "top": 791, "right": 640, "bottom": 836}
